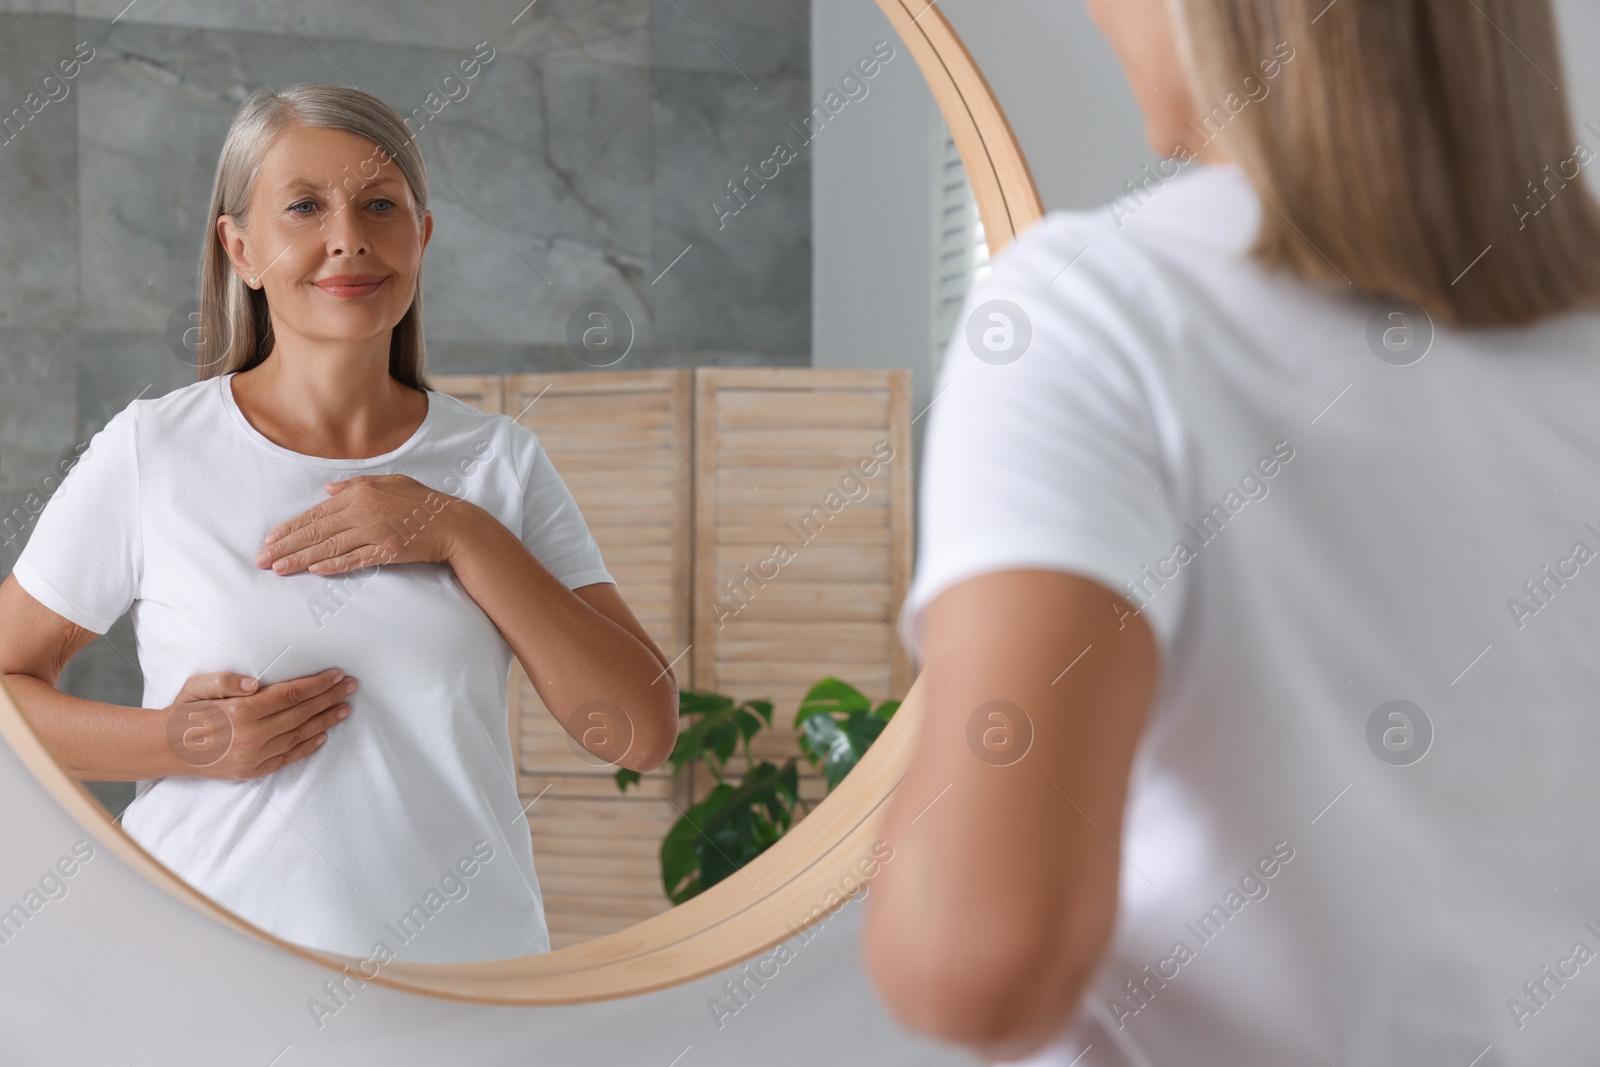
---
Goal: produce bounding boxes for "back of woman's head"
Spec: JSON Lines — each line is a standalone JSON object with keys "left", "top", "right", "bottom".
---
{"left": 1172, "top": 0, "right": 1600, "bottom": 328}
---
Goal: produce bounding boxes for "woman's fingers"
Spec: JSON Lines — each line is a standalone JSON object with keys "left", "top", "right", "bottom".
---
{"left": 251, "top": 730, "right": 330, "bottom": 778}
{"left": 237, "top": 668, "right": 345, "bottom": 720}
{"left": 183, "top": 671, "right": 262, "bottom": 701}
{"left": 167, "top": 668, "right": 356, "bottom": 780}
{"left": 257, "top": 700, "right": 352, "bottom": 761}
{"left": 256, "top": 671, "right": 358, "bottom": 740}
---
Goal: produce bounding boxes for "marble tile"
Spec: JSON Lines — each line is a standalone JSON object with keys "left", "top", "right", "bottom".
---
{"left": 77, "top": 328, "right": 198, "bottom": 430}
{"left": 0, "top": 13, "right": 81, "bottom": 329}
{"left": 422, "top": 338, "right": 567, "bottom": 377}
{"left": 56, "top": 608, "right": 144, "bottom": 707}
{"left": 82, "top": 780, "right": 136, "bottom": 819}
{"left": 652, "top": 0, "right": 808, "bottom": 79}
{"left": 75, "top": 19, "right": 655, "bottom": 345}
{"left": 407, "top": 53, "right": 655, "bottom": 345}
{"left": 0, "top": 489, "right": 42, "bottom": 573}
{"left": 0, "top": 0, "right": 71, "bottom": 13}
{"left": 0, "top": 327, "right": 78, "bottom": 493}
{"left": 420, "top": 339, "right": 812, "bottom": 376}
{"left": 74, "top": 0, "right": 652, "bottom": 66}
{"left": 653, "top": 348, "right": 808, "bottom": 367}
{"left": 75, "top": 22, "right": 317, "bottom": 334}
{"left": 649, "top": 68, "right": 811, "bottom": 355}
{"left": 61, "top": 606, "right": 145, "bottom": 823}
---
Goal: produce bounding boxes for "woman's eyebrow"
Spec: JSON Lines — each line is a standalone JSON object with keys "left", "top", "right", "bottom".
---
{"left": 278, "top": 176, "right": 403, "bottom": 193}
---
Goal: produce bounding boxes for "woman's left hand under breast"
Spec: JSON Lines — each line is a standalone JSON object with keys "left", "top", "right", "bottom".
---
{"left": 254, "top": 475, "right": 474, "bottom": 576}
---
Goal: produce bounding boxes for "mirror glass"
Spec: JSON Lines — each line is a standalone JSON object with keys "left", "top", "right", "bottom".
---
{"left": 0, "top": 1, "right": 991, "bottom": 962}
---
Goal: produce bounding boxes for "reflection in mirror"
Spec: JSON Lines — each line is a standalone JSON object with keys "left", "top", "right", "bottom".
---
{"left": 0, "top": 1, "right": 989, "bottom": 963}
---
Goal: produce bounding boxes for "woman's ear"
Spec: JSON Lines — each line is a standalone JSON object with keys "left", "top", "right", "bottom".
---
{"left": 215, "top": 214, "right": 261, "bottom": 289}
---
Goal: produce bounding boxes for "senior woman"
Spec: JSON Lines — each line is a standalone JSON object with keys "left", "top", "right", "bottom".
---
{"left": 864, "top": 0, "right": 1600, "bottom": 1064}
{"left": 0, "top": 84, "right": 677, "bottom": 963}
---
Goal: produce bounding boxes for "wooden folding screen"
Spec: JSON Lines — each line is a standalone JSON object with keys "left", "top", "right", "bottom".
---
{"left": 430, "top": 368, "right": 910, "bottom": 949}
{"left": 690, "top": 369, "right": 914, "bottom": 809}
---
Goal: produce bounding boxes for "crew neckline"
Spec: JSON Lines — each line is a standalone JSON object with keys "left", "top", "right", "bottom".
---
{"left": 220, "top": 371, "right": 437, "bottom": 469}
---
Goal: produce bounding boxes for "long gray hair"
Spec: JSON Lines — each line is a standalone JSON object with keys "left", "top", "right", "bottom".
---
{"left": 194, "top": 83, "right": 432, "bottom": 388}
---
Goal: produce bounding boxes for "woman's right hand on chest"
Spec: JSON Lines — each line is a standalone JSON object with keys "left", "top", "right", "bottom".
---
{"left": 161, "top": 668, "right": 359, "bottom": 779}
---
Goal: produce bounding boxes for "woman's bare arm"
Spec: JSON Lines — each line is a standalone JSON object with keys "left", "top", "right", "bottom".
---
{"left": 0, "top": 572, "right": 178, "bottom": 780}
{"left": 0, "top": 573, "right": 357, "bottom": 781}
{"left": 861, "top": 568, "right": 1160, "bottom": 1062}
{"left": 445, "top": 505, "right": 679, "bottom": 774}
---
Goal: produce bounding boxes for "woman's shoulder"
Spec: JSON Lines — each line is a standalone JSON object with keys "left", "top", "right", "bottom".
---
{"left": 969, "top": 163, "right": 1264, "bottom": 365}
{"left": 423, "top": 388, "right": 533, "bottom": 444}
{"left": 999, "top": 162, "right": 1259, "bottom": 285}
{"left": 424, "top": 387, "right": 495, "bottom": 419}
{"left": 420, "top": 388, "right": 546, "bottom": 468}
{"left": 107, "top": 376, "right": 223, "bottom": 444}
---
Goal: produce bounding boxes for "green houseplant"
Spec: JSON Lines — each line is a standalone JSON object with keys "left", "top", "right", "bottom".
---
{"left": 615, "top": 677, "right": 900, "bottom": 905}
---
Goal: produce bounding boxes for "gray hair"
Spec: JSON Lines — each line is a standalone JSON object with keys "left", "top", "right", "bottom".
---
{"left": 195, "top": 83, "right": 432, "bottom": 388}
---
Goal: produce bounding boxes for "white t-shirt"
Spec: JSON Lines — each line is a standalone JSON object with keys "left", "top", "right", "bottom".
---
{"left": 12, "top": 371, "right": 615, "bottom": 964}
{"left": 901, "top": 161, "right": 1600, "bottom": 1064}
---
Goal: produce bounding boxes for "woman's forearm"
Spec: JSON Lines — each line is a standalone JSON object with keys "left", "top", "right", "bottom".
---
{"left": 445, "top": 503, "right": 678, "bottom": 772}
{"left": 4, "top": 672, "right": 181, "bottom": 781}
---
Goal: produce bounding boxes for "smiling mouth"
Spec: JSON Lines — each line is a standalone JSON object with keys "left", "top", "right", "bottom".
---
{"left": 313, "top": 277, "right": 387, "bottom": 298}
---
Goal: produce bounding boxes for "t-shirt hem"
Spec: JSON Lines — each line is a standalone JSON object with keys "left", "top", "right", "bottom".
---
{"left": 560, "top": 568, "right": 616, "bottom": 590}
{"left": 9, "top": 560, "right": 114, "bottom": 634}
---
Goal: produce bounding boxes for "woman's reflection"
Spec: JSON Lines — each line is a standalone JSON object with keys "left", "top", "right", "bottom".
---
{"left": 0, "top": 83, "right": 677, "bottom": 964}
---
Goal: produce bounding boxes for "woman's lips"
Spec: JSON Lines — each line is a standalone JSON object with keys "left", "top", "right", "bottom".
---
{"left": 314, "top": 276, "right": 387, "bottom": 298}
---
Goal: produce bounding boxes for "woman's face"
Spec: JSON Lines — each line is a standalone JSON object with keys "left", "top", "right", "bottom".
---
{"left": 1088, "top": 0, "right": 1218, "bottom": 161}
{"left": 217, "top": 123, "right": 432, "bottom": 350}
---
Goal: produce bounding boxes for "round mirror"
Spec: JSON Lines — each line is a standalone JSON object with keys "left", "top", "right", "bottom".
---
{"left": 0, "top": 0, "right": 1041, "bottom": 1005}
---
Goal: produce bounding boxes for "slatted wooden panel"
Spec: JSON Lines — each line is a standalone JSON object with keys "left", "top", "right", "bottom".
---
{"left": 501, "top": 371, "right": 694, "bottom": 949}
{"left": 430, "top": 368, "right": 910, "bottom": 946}
{"left": 691, "top": 368, "right": 914, "bottom": 811}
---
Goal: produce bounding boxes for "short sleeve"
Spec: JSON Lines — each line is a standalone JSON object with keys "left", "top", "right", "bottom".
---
{"left": 11, "top": 404, "right": 143, "bottom": 634}
{"left": 898, "top": 222, "right": 1190, "bottom": 659}
{"left": 510, "top": 421, "right": 615, "bottom": 590}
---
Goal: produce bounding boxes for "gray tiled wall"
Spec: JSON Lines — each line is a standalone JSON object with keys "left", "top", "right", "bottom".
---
{"left": 0, "top": 1, "right": 812, "bottom": 811}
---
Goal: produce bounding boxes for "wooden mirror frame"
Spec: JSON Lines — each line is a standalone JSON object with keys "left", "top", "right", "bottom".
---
{"left": 0, "top": 0, "right": 1045, "bottom": 1006}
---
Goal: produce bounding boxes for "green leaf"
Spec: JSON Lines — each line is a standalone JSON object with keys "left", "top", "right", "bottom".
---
{"left": 660, "top": 759, "right": 804, "bottom": 903}
{"left": 671, "top": 690, "right": 749, "bottom": 774}
{"left": 661, "top": 783, "right": 736, "bottom": 903}
{"left": 798, "top": 677, "right": 873, "bottom": 715}
{"left": 644, "top": 681, "right": 894, "bottom": 907}
{"left": 614, "top": 767, "right": 641, "bottom": 792}
{"left": 798, "top": 703, "right": 890, "bottom": 791}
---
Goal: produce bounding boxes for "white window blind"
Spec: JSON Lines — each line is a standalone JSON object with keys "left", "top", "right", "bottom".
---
{"left": 930, "top": 114, "right": 990, "bottom": 376}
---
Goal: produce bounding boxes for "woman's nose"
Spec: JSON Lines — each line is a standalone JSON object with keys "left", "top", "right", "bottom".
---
{"left": 321, "top": 197, "right": 369, "bottom": 255}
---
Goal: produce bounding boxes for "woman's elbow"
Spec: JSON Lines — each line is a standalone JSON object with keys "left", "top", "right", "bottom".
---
{"left": 862, "top": 889, "right": 1115, "bottom": 1052}
{"left": 618, "top": 686, "right": 678, "bottom": 773}
{"left": 619, "top": 739, "right": 672, "bottom": 774}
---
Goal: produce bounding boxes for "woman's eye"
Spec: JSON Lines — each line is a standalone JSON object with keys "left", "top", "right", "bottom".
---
{"left": 368, "top": 198, "right": 395, "bottom": 212}
{"left": 288, "top": 200, "right": 317, "bottom": 215}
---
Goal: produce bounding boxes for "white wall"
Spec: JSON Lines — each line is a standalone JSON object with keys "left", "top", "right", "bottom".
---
{"left": 938, "top": 0, "right": 1158, "bottom": 212}
{"left": 810, "top": 0, "right": 941, "bottom": 386}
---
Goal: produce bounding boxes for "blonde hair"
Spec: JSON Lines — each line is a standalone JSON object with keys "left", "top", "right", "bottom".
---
{"left": 1171, "top": 0, "right": 1600, "bottom": 328}
{"left": 195, "top": 83, "right": 433, "bottom": 387}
